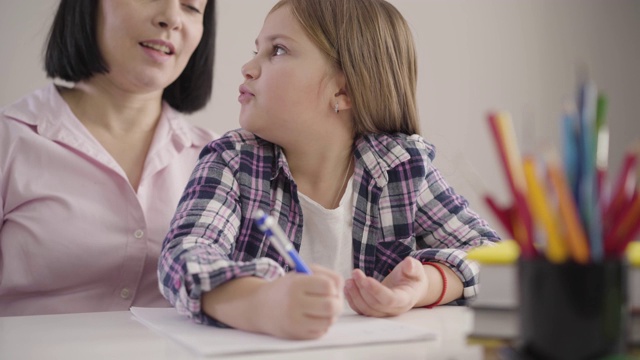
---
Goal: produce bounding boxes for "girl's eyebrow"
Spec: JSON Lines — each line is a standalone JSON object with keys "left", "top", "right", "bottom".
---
{"left": 254, "top": 34, "right": 298, "bottom": 47}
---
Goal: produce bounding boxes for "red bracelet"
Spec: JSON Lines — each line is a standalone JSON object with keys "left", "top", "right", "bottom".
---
{"left": 423, "top": 262, "right": 447, "bottom": 309}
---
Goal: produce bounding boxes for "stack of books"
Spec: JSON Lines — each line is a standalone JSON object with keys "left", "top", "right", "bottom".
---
{"left": 630, "top": 243, "right": 640, "bottom": 345}
{"left": 467, "top": 240, "right": 519, "bottom": 339}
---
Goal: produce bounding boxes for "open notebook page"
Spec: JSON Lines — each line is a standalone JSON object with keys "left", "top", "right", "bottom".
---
{"left": 130, "top": 307, "right": 435, "bottom": 356}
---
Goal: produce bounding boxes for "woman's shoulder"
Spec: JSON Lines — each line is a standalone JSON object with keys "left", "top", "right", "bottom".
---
{"left": 0, "top": 84, "right": 65, "bottom": 147}
{"left": 1, "top": 84, "right": 62, "bottom": 127}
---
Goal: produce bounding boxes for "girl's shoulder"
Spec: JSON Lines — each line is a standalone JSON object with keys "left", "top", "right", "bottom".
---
{"left": 208, "top": 128, "right": 272, "bottom": 150}
{"left": 201, "top": 129, "right": 276, "bottom": 162}
{"left": 360, "top": 133, "right": 436, "bottom": 162}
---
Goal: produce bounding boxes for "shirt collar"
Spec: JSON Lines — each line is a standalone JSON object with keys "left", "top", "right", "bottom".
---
{"left": 268, "top": 133, "right": 418, "bottom": 188}
{"left": 354, "top": 134, "right": 415, "bottom": 188}
{"left": 2, "top": 83, "right": 70, "bottom": 136}
{"left": 272, "top": 143, "right": 293, "bottom": 181}
{"left": 160, "top": 102, "right": 213, "bottom": 149}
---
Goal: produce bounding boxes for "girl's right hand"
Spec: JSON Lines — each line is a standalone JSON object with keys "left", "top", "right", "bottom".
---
{"left": 254, "top": 265, "right": 344, "bottom": 340}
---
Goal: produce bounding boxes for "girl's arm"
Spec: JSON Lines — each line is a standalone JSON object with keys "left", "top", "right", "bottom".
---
{"left": 158, "top": 138, "right": 343, "bottom": 338}
{"left": 158, "top": 142, "right": 284, "bottom": 326}
{"left": 414, "top": 261, "right": 463, "bottom": 307}
{"left": 345, "top": 139, "right": 499, "bottom": 315}
{"left": 410, "top": 161, "right": 500, "bottom": 303}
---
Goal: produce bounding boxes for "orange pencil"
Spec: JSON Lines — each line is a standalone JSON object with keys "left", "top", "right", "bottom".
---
{"left": 547, "top": 153, "right": 590, "bottom": 264}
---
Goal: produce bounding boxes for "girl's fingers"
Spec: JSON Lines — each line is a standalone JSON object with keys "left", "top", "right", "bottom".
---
{"left": 344, "top": 276, "right": 387, "bottom": 317}
{"left": 352, "top": 269, "right": 395, "bottom": 308}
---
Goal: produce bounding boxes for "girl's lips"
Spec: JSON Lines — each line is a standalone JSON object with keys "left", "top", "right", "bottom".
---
{"left": 238, "top": 92, "right": 254, "bottom": 104}
{"left": 239, "top": 84, "right": 254, "bottom": 96}
{"left": 238, "top": 85, "right": 254, "bottom": 104}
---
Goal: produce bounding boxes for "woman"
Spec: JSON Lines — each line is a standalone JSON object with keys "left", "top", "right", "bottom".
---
{"left": 0, "top": 0, "right": 217, "bottom": 315}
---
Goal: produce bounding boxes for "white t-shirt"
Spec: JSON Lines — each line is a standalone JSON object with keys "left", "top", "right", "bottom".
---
{"left": 298, "top": 177, "right": 355, "bottom": 281}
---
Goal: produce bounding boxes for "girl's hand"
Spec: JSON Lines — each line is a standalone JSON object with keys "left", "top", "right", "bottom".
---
{"left": 255, "top": 265, "right": 344, "bottom": 340}
{"left": 344, "top": 257, "right": 429, "bottom": 317}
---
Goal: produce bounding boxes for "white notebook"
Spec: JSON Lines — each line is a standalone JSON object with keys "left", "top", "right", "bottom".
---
{"left": 130, "top": 307, "right": 435, "bottom": 356}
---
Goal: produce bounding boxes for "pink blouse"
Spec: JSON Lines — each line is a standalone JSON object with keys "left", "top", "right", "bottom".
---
{"left": 0, "top": 84, "right": 217, "bottom": 315}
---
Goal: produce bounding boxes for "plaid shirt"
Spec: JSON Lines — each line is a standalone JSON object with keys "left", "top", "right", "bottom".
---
{"left": 159, "top": 129, "right": 500, "bottom": 325}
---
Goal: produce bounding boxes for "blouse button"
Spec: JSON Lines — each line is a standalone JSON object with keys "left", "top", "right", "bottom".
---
{"left": 134, "top": 229, "right": 144, "bottom": 239}
{"left": 120, "top": 288, "right": 131, "bottom": 299}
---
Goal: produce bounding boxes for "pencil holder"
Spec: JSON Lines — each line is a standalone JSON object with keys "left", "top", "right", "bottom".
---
{"left": 517, "top": 258, "right": 627, "bottom": 360}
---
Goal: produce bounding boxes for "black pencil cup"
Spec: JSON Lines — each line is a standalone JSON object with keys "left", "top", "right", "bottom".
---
{"left": 517, "top": 258, "right": 627, "bottom": 360}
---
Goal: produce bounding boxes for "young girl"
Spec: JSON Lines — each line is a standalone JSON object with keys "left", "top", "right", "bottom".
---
{"left": 159, "top": 0, "right": 499, "bottom": 340}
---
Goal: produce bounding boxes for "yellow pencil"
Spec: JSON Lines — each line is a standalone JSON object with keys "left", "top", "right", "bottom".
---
{"left": 523, "top": 156, "right": 568, "bottom": 263}
{"left": 546, "top": 153, "right": 590, "bottom": 264}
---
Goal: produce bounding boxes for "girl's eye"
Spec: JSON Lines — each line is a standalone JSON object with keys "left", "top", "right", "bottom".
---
{"left": 251, "top": 45, "right": 286, "bottom": 57}
{"left": 273, "top": 45, "right": 286, "bottom": 56}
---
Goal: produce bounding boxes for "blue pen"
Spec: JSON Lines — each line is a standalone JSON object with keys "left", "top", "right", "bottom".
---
{"left": 562, "top": 102, "right": 579, "bottom": 200}
{"left": 254, "top": 210, "right": 312, "bottom": 274}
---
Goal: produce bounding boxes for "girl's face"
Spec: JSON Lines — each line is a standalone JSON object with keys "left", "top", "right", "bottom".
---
{"left": 95, "top": 0, "right": 206, "bottom": 94}
{"left": 239, "top": 5, "right": 343, "bottom": 146}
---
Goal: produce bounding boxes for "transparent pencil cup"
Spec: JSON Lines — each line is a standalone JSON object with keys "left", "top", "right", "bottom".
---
{"left": 518, "top": 259, "right": 627, "bottom": 360}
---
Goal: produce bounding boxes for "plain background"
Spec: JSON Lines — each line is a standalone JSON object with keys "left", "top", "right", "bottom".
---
{"left": 1, "top": 0, "right": 639, "bottom": 237}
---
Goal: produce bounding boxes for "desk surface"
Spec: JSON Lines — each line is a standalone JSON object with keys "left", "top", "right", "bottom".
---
{"left": 0, "top": 307, "right": 483, "bottom": 360}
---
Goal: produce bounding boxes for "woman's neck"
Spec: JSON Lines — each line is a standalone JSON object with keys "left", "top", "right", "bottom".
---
{"left": 60, "top": 78, "right": 163, "bottom": 135}
{"left": 58, "top": 79, "right": 165, "bottom": 192}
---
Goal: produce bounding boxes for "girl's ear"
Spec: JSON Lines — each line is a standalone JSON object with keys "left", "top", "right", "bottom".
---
{"left": 334, "top": 87, "right": 352, "bottom": 112}
{"left": 328, "top": 70, "right": 351, "bottom": 113}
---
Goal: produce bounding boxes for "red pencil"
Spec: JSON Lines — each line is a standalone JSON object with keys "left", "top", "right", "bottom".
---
{"left": 484, "top": 195, "right": 515, "bottom": 238}
{"left": 487, "top": 112, "right": 537, "bottom": 257}
{"left": 604, "top": 147, "right": 637, "bottom": 232}
{"left": 606, "top": 190, "right": 640, "bottom": 256}
{"left": 605, "top": 153, "right": 640, "bottom": 257}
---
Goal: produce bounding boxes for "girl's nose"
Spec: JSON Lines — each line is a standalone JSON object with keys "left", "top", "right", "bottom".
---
{"left": 241, "top": 58, "right": 260, "bottom": 80}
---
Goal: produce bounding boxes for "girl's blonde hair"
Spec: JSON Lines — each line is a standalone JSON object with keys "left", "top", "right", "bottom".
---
{"left": 271, "top": 0, "right": 420, "bottom": 135}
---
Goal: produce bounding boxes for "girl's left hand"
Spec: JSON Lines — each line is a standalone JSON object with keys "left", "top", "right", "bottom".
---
{"left": 344, "top": 257, "right": 428, "bottom": 317}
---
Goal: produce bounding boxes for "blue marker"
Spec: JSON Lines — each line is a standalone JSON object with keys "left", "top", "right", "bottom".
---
{"left": 254, "top": 210, "right": 312, "bottom": 274}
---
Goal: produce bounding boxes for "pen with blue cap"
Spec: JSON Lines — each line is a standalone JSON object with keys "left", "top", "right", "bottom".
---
{"left": 254, "top": 209, "right": 312, "bottom": 274}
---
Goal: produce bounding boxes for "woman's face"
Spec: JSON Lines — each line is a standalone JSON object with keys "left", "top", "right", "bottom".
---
{"left": 95, "top": 0, "right": 206, "bottom": 94}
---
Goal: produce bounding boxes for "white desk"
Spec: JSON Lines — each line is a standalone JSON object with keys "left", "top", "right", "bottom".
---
{"left": 0, "top": 307, "right": 483, "bottom": 360}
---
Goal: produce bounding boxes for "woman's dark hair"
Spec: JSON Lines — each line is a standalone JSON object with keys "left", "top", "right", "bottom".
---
{"left": 44, "top": 0, "right": 216, "bottom": 114}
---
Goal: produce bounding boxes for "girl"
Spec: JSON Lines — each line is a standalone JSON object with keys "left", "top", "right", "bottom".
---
{"left": 0, "top": 0, "right": 216, "bottom": 315}
{"left": 160, "top": 0, "right": 499, "bottom": 340}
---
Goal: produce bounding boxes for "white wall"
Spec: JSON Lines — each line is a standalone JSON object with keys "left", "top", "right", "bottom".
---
{"left": 1, "top": 0, "right": 639, "bottom": 237}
